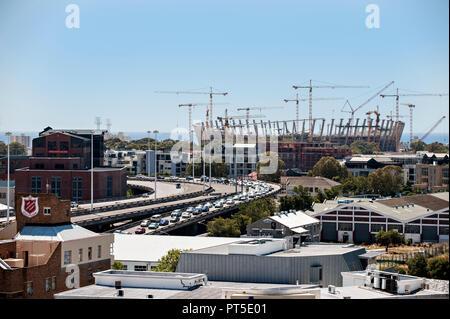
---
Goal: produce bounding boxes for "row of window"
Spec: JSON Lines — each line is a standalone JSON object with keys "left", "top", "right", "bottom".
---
{"left": 64, "top": 245, "right": 102, "bottom": 265}
{"left": 26, "top": 277, "right": 56, "bottom": 296}
{"left": 334, "top": 222, "right": 449, "bottom": 234}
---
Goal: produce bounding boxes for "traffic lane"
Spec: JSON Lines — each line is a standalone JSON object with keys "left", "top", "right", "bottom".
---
{"left": 71, "top": 193, "right": 215, "bottom": 223}
{"left": 73, "top": 181, "right": 202, "bottom": 211}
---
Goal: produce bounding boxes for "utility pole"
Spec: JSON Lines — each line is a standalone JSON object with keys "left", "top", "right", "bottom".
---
{"left": 90, "top": 130, "right": 94, "bottom": 212}
{"left": 5, "top": 132, "right": 11, "bottom": 223}
{"left": 153, "top": 130, "right": 159, "bottom": 199}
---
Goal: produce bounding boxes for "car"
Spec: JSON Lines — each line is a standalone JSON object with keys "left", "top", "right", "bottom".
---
{"left": 185, "top": 176, "right": 193, "bottom": 181}
{"left": 142, "top": 193, "right": 150, "bottom": 198}
{"left": 169, "top": 215, "right": 180, "bottom": 223}
{"left": 136, "top": 174, "right": 147, "bottom": 179}
{"left": 226, "top": 199, "right": 234, "bottom": 205}
{"left": 172, "top": 209, "right": 183, "bottom": 217}
{"left": 201, "top": 205, "right": 209, "bottom": 212}
{"left": 159, "top": 219, "right": 169, "bottom": 226}
{"left": 157, "top": 175, "right": 165, "bottom": 180}
{"left": 214, "top": 202, "right": 223, "bottom": 208}
{"left": 200, "top": 176, "right": 209, "bottom": 182}
{"left": 150, "top": 214, "right": 162, "bottom": 223}
{"left": 232, "top": 195, "right": 240, "bottom": 201}
{"left": 70, "top": 201, "right": 79, "bottom": 208}
{"left": 148, "top": 222, "right": 159, "bottom": 229}
{"left": 113, "top": 230, "right": 123, "bottom": 234}
{"left": 135, "top": 227, "right": 146, "bottom": 234}
{"left": 192, "top": 208, "right": 202, "bottom": 215}
{"left": 140, "top": 220, "right": 150, "bottom": 227}
{"left": 186, "top": 207, "right": 194, "bottom": 213}
{"left": 181, "top": 212, "right": 191, "bottom": 219}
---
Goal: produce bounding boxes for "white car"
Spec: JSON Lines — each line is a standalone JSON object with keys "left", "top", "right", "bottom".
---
{"left": 226, "top": 199, "right": 234, "bottom": 205}
{"left": 214, "top": 202, "right": 223, "bottom": 208}
{"left": 186, "top": 207, "right": 194, "bottom": 213}
{"left": 181, "top": 212, "right": 191, "bottom": 219}
{"left": 140, "top": 220, "right": 150, "bottom": 227}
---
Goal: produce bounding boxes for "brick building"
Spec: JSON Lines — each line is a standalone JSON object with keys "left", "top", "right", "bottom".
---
{"left": 0, "top": 193, "right": 113, "bottom": 299}
{"left": 14, "top": 128, "right": 127, "bottom": 202}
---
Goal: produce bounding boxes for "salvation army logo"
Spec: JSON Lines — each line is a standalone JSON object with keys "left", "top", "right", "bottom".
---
{"left": 21, "top": 196, "right": 39, "bottom": 218}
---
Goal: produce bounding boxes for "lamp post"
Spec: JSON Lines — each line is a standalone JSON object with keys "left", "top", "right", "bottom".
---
{"left": 202, "top": 126, "right": 205, "bottom": 193}
{"left": 147, "top": 130, "right": 151, "bottom": 177}
{"left": 90, "top": 130, "right": 94, "bottom": 212}
{"left": 5, "top": 132, "right": 11, "bottom": 223}
{"left": 153, "top": 130, "right": 159, "bottom": 200}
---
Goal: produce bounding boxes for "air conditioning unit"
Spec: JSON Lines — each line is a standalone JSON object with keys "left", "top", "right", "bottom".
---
{"left": 117, "top": 289, "right": 124, "bottom": 297}
{"left": 328, "top": 285, "right": 336, "bottom": 294}
{"left": 115, "top": 280, "right": 122, "bottom": 289}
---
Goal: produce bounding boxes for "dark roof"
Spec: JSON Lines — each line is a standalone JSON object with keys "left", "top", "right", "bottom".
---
{"left": 378, "top": 194, "right": 449, "bottom": 211}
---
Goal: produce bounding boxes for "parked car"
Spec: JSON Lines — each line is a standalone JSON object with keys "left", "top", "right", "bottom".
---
{"left": 186, "top": 207, "right": 194, "bottom": 213}
{"left": 157, "top": 175, "right": 165, "bottom": 180}
{"left": 185, "top": 176, "right": 193, "bottom": 181}
{"left": 192, "top": 208, "right": 202, "bottom": 215}
{"left": 226, "top": 199, "right": 234, "bottom": 205}
{"left": 159, "top": 219, "right": 169, "bottom": 226}
{"left": 142, "top": 193, "right": 150, "bottom": 198}
{"left": 148, "top": 222, "right": 159, "bottom": 229}
{"left": 181, "top": 212, "right": 191, "bottom": 219}
{"left": 135, "top": 227, "right": 146, "bottom": 234}
{"left": 201, "top": 205, "right": 209, "bottom": 212}
{"left": 140, "top": 220, "right": 150, "bottom": 227}
{"left": 70, "top": 201, "right": 79, "bottom": 208}
{"left": 214, "top": 202, "right": 223, "bottom": 208}
{"left": 172, "top": 209, "right": 183, "bottom": 217}
{"left": 150, "top": 214, "right": 162, "bottom": 223}
{"left": 113, "top": 230, "right": 123, "bottom": 234}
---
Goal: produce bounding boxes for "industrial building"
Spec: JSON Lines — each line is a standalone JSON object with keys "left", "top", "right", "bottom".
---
{"left": 176, "top": 239, "right": 375, "bottom": 287}
{"left": 0, "top": 193, "right": 114, "bottom": 299}
{"left": 280, "top": 176, "right": 341, "bottom": 196}
{"left": 245, "top": 210, "right": 320, "bottom": 242}
{"left": 305, "top": 192, "right": 449, "bottom": 244}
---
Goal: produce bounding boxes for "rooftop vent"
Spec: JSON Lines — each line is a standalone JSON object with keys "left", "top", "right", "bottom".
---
{"left": 115, "top": 280, "right": 122, "bottom": 289}
{"left": 328, "top": 285, "right": 336, "bottom": 294}
{"left": 117, "top": 289, "right": 124, "bottom": 297}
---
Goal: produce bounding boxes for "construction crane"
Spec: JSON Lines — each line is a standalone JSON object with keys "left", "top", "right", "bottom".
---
{"left": 292, "top": 80, "right": 369, "bottom": 141}
{"left": 236, "top": 106, "right": 284, "bottom": 122}
{"left": 421, "top": 116, "right": 446, "bottom": 141}
{"left": 283, "top": 95, "right": 343, "bottom": 129}
{"left": 217, "top": 114, "right": 265, "bottom": 127}
{"left": 380, "top": 89, "right": 448, "bottom": 152}
{"left": 366, "top": 110, "right": 380, "bottom": 143}
{"left": 341, "top": 81, "right": 394, "bottom": 124}
{"left": 400, "top": 103, "right": 415, "bottom": 148}
{"left": 155, "top": 87, "right": 229, "bottom": 124}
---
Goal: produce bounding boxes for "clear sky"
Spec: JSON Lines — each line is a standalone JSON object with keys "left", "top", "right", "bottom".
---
{"left": 0, "top": 0, "right": 448, "bottom": 137}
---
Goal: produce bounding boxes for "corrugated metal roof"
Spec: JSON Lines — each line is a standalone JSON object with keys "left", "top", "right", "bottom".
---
{"left": 270, "top": 211, "right": 319, "bottom": 229}
{"left": 15, "top": 224, "right": 99, "bottom": 241}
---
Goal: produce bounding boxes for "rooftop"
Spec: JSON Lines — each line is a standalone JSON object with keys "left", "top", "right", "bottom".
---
{"left": 270, "top": 211, "right": 319, "bottom": 229}
{"left": 319, "top": 285, "right": 447, "bottom": 299}
{"left": 15, "top": 224, "right": 100, "bottom": 241}
{"left": 281, "top": 176, "right": 341, "bottom": 188}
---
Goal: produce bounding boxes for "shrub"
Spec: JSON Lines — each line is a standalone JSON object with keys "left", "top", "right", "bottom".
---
{"left": 407, "top": 254, "right": 428, "bottom": 277}
{"left": 427, "top": 256, "right": 449, "bottom": 280}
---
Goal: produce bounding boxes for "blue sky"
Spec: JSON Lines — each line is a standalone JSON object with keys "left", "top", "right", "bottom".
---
{"left": 0, "top": 0, "right": 448, "bottom": 137}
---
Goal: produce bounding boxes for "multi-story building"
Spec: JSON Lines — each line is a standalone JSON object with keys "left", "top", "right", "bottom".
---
{"left": 14, "top": 128, "right": 127, "bottom": 202}
{"left": 0, "top": 193, "right": 114, "bottom": 299}
{"left": 414, "top": 163, "right": 449, "bottom": 192}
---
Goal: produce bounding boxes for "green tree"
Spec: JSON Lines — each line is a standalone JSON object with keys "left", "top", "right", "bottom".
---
{"left": 112, "top": 261, "right": 124, "bottom": 270}
{"left": 233, "top": 213, "right": 253, "bottom": 234}
{"left": 368, "top": 165, "right": 403, "bottom": 196}
{"left": 0, "top": 142, "right": 26, "bottom": 155}
{"left": 153, "top": 249, "right": 190, "bottom": 272}
{"left": 427, "top": 256, "right": 449, "bottom": 280}
{"left": 310, "top": 156, "right": 349, "bottom": 182}
{"left": 279, "top": 185, "right": 314, "bottom": 211}
{"left": 0, "top": 142, "right": 6, "bottom": 155}
{"left": 375, "top": 230, "right": 404, "bottom": 250}
{"left": 238, "top": 198, "right": 276, "bottom": 222}
{"left": 410, "top": 140, "right": 426, "bottom": 152}
{"left": 185, "top": 161, "right": 227, "bottom": 178}
{"left": 407, "top": 253, "right": 429, "bottom": 277}
{"left": 256, "top": 152, "right": 285, "bottom": 183}
{"left": 350, "top": 140, "right": 380, "bottom": 154}
{"left": 425, "top": 142, "right": 448, "bottom": 153}
{"left": 207, "top": 217, "right": 241, "bottom": 237}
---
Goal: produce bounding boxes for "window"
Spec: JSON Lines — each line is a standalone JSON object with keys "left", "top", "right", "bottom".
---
{"left": 34, "top": 163, "right": 44, "bottom": 169}
{"left": 371, "top": 224, "right": 386, "bottom": 232}
{"left": 422, "top": 168, "right": 428, "bottom": 176}
{"left": 43, "top": 207, "right": 51, "bottom": 216}
{"left": 78, "top": 248, "right": 83, "bottom": 262}
{"left": 388, "top": 224, "right": 403, "bottom": 232}
{"left": 72, "top": 177, "right": 83, "bottom": 202}
{"left": 31, "top": 176, "right": 42, "bottom": 193}
{"left": 45, "top": 278, "right": 51, "bottom": 292}
{"left": 88, "top": 247, "right": 92, "bottom": 260}
{"left": 48, "top": 141, "right": 57, "bottom": 151}
{"left": 134, "top": 265, "right": 147, "bottom": 271}
{"left": 123, "top": 265, "right": 128, "bottom": 270}
{"left": 439, "top": 227, "right": 449, "bottom": 235}
{"left": 51, "top": 176, "right": 61, "bottom": 198}
{"left": 338, "top": 223, "right": 352, "bottom": 231}
{"left": 60, "top": 141, "right": 69, "bottom": 151}
{"left": 26, "top": 282, "right": 33, "bottom": 296}
{"left": 97, "top": 245, "right": 102, "bottom": 258}
{"left": 52, "top": 277, "right": 56, "bottom": 291}
{"left": 71, "top": 137, "right": 83, "bottom": 148}
{"left": 55, "top": 164, "right": 64, "bottom": 169}
{"left": 405, "top": 225, "right": 420, "bottom": 234}
{"left": 88, "top": 269, "right": 93, "bottom": 282}
{"left": 107, "top": 176, "right": 113, "bottom": 198}
{"left": 34, "top": 137, "right": 45, "bottom": 148}
{"left": 64, "top": 251, "right": 72, "bottom": 265}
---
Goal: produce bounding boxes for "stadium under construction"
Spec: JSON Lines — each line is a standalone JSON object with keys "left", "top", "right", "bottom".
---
{"left": 196, "top": 117, "right": 405, "bottom": 174}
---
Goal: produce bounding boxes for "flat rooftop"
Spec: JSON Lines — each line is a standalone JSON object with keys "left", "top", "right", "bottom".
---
{"left": 319, "top": 285, "right": 448, "bottom": 299}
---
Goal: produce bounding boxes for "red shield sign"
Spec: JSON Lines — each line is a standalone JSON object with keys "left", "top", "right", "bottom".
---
{"left": 21, "top": 196, "right": 39, "bottom": 218}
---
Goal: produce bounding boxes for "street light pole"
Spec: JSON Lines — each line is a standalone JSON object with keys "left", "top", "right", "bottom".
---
{"left": 90, "top": 130, "right": 94, "bottom": 212}
{"left": 147, "top": 130, "right": 151, "bottom": 177}
{"left": 202, "top": 126, "right": 205, "bottom": 193}
{"left": 5, "top": 132, "right": 11, "bottom": 223}
{"left": 153, "top": 130, "right": 159, "bottom": 200}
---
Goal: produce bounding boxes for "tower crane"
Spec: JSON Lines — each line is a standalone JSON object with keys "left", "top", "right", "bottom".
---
{"left": 283, "top": 95, "right": 344, "bottom": 129}
{"left": 292, "top": 80, "right": 369, "bottom": 141}
{"left": 341, "top": 81, "right": 394, "bottom": 124}
{"left": 155, "top": 87, "right": 229, "bottom": 124}
{"left": 380, "top": 89, "right": 448, "bottom": 152}
{"left": 236, "top": 106, "right": 284, "bottom": 122}
{"left": 217, "top": 114, "right": 265, "bottom": 127}
{"left": 400, "top": 103, "right": 415, "bottom": 148}
{"left": 366, "top": 110, "right": 380, "bottom": 144}
{"left": 421, "top": 116, "right": 446, "bottom": 141}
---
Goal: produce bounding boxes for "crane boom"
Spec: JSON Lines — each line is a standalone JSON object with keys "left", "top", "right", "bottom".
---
{"left": 421, "top": 116, "right": 446, "bottom": 141}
